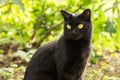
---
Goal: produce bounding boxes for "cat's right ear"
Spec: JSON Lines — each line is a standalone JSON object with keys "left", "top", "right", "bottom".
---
{"left": 60, "top": 10, "right": 71, "bottom": 20}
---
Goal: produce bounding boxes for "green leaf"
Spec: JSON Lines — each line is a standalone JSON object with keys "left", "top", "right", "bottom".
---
{"left": 104, "top": 19, "right": 116, "bottom": 33}
{"left": 12, "top": 0, "right": 25, "bottom": 11}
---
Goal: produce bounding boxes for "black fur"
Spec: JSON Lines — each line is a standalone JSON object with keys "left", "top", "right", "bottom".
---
{"left": 23, "top": 9, "right": 92, "bottom": 80}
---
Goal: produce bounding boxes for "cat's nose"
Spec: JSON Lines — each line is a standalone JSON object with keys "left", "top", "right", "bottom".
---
{"left": 72, "top": 29, "right": 77, "bottom": 34}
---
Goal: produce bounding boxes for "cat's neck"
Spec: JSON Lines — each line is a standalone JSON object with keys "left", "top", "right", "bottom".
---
{"left": 62, "top": 35, "right": 91, "bottom": 47}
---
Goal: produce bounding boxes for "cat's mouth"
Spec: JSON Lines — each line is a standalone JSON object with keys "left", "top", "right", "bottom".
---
{"left": 71, "top": 34, "right": 83, "bottom": 40}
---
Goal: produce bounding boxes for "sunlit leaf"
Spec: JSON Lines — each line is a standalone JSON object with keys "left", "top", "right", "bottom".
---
{"left": 12, "top": 0, "right": 25, "bottom": 11}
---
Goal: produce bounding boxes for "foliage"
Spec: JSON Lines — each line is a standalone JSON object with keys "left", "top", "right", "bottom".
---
{"left": 0, "top": 0, "right": 120, "bottom": 80}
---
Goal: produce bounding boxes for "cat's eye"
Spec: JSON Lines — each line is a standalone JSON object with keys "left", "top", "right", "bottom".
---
{"left": 78, "top": 24, "right": 83, "bottom": 29}
{"left": 66, "top": 24, "right": 71, "bottom": 29}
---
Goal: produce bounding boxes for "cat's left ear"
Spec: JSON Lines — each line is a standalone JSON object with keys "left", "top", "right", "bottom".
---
{"left": 82, "top": 9, "right": 91, "bottom": 18}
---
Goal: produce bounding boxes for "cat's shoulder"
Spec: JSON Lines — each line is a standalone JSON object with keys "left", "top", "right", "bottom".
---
{"left": 42, "top": 40, "right": 57, "bottom": 48}
{"left": 32, "top": 40, "right": 57, "bottom": 58}
{"left": 37, "top": 40, "right": 57, "bottom": 53}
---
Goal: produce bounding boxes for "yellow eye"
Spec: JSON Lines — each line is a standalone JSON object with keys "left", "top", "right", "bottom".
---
{"left": 66, "top": 24, "right": 71, "bottom": 29}
{"left": 78, "top": 24, "right": 83, "bottom": 29}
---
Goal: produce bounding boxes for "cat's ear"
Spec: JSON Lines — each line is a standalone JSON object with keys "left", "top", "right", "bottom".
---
{"left": 82, "top": 9, "right": 91, "bottom": 18}
{"left": 60, "top": 10, "right": 71, "bottom": 20}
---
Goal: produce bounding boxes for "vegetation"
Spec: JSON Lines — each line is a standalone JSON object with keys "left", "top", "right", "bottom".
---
{"left": 0, "top": 0, "right": 120, "bottom": 80}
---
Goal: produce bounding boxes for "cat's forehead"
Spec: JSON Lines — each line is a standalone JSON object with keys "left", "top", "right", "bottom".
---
{"left": 72, "top": 13, "right": 79, "bottom": 16}
{"left": 65, "top": 13, "right": 87, "bottom": 24}
{"left": 68, "top": 14, "right": 81, "bottom": 23}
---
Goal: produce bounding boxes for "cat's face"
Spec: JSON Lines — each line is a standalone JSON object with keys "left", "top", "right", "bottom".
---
{"left": 61, "top": 9, "right": 92, "bottom": 41}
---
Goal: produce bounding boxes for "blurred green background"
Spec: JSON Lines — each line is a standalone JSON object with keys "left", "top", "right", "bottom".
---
{"left": 0, "top": 0, "right": 120, "bottom": 80}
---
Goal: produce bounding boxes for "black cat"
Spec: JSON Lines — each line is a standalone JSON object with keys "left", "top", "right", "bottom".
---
{"left": 23, "top": 9, "right": 92, "bottom": 80}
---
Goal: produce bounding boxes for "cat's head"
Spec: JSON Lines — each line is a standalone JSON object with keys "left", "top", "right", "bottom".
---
{"left": 61, "top": 9, "right": 92, "bottom": 41}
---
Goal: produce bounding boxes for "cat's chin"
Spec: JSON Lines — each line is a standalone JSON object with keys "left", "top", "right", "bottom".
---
{"left": 71, "top": 34, "right": 83, "bottom": 41}
{"left": 72, "top": 38, "right": 80, "bottom": 40}
{"left": 71, "top": 37, "right": 80, "bottom": 41}
{"left": 64, "top": 34, "right": 83, "bottom": 41}
{"left": 65, "top": 37, "right": 80, "bottom": 41}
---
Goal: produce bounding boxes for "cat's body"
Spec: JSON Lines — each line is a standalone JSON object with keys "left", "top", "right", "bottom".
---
{"left": 24, "top": 9, "right": 92, "bottom": 80}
